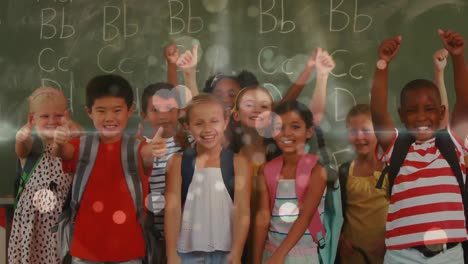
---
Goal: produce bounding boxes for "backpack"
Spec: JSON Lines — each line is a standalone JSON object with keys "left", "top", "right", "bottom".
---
{"left": 180, "top": 147, "right": 235, "bottom": 205}
{"left": 335, "top": 161, "right": 372, "bottom": 264}
{"left": 14, "top": 136, "right": 43, "bottom": 208}
{"left": 264, "top": 154, "right": 326, "bottom": 247}
{"left": 375, "top": 130, "right": 468, "bottom": 261}
{"left": 52, "top": 134, "right": 156, "bottom": 264}
{"left": 319, "top": 164, "right": 344, "bottom": 264}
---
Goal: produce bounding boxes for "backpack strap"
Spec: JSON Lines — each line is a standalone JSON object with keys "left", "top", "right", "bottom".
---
{"left": 338, "top": 161, "right": 351, "bottom": 222}
{"left": 220, "top": 148, "right": 235, "bottom": 201}
{"left": 264, "top": 154, "right": 325, "bottom": 245}
{"left": 14, "top": 136, "right": 43, "bottom": 208}
{"left": 376, "top": 132, "right": 414, "bottom": 197}
{"left": 71, "top": 134, "right": 99, "bottom": 216}
{"left": 181, "top": 148, "right": 197, "bottom": 206}
{"left": 121, "top": 135, "right": 144, "bottom": 223}
{"left": 181, "top": 148, "right": 235, "bottom": 206}
{"left": 435, "top": 130, "right": 466, "bottom": 202}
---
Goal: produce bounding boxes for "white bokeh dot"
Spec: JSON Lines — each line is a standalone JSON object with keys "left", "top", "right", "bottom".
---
{"left": 423, "top": 228, "right": 448, "bottom": 245}
{"left": 205, "top": 45, "right": 230, "bottom": 69}
{"left": 208, "top": 23, "right": 219, "bottom": 32}
{"left": 33, "top": 189, "right": 57, "bottom": 213}
{"left": 195, "top": 172, "right": 205, "bottom": 182}
{"left": 147, "top": 193, "right": 165, "bottom": 214}
{"left": 252, "top": 152, "right": 266, "bottom": 165}
{"left": 279, "top": 202, "right": 299, "bottom": 223}
{"left": 202, "top": 0, "right": 228, "bottom": 13}
{"left": 214, "top": 181, "right": 225, "bottom": 191}
{"left": 247, "top": 6, "right": 259, "bottom": 17}
{"left": 147, "top": 55, "right": 158, "bottom": 66}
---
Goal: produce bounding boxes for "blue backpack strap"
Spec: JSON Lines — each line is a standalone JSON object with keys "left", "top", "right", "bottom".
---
{"left": 376, "top": 132, "right": 414, "bottom": 197}
{"left": 220, "top": 148, "right": 235, "bottom": 201}
{"left": 181, "top": 148, "right": 197, "bottom": 206}
{"left": 14, "top": 136, "right": 43, "bottom": 208}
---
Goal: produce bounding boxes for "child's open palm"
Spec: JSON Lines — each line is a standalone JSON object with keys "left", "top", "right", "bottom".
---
{"left": 378, "top": 36, "right": 401, "bottom": 62}
{"left": 438, "top": 29, "right": 465, "bottom": 55}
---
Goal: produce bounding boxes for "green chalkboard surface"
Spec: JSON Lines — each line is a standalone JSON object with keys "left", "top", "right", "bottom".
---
{"left": 0, "top": 0, "right": 468, "bottom": 196}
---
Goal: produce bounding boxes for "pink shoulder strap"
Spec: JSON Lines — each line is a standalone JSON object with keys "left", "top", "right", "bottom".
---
{"left": 263, "top": 154, "right": 325, "bottom": 244}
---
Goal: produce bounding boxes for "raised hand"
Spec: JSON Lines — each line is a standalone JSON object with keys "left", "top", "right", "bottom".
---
{"left": 16, "top": 115, "right": 33, "bottom": 143}
{"left": 177, "top": 44, "right": 199, "bottom": 72}
{"left": 54, "top": 116, "right": 71, "bottom": 146}
{"left": 151, "top": 127, "right": 166, "bottom": 158}
{"left": 433, "top": 48, "right": 449, "bottom": 71}
{"left": 378, "top": 36, "right": 402, "bottom": 63}
{"left": 315, "top": 48, "right": 336, "bottom": 76}
{"left": 164, "top": 42, "right": 179, "bottom": 65}
{"left": 438, "top": 29, "right": 465, "bottom": 56}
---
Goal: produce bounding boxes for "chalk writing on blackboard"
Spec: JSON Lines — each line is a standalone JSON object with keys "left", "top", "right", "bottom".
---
{"left": 168, "top": 0, "right": 204, "bottom": 34}
{"left": 260, "top": 0, "right": 295, "bottom": 34}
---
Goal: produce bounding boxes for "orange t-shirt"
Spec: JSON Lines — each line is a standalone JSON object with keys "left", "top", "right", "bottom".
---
{"left": 63, "top": 138, "right": 149, "bottom": 262}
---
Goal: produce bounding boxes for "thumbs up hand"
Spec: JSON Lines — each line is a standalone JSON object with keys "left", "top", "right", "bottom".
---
{"left": 151, "top": 127, "right": 167, "bottom": 158}
{"left": 16, "top": 114, "right": 33, "bottom": 143}
{"left": 378, "top": 36, "right": 402, "bottom": 63}
{"left": 438, "top": 29, "right": 465, "bottom": 56}
{"left": 177, "top": 44, "right": 199, "bottom": 72}
{"left": 54, "top": 116, "right": 71, "bottom": 146}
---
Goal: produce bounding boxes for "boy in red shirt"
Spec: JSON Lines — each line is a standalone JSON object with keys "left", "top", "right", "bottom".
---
{"left": 52, "top": 74, "right": 166, "bottom": 263}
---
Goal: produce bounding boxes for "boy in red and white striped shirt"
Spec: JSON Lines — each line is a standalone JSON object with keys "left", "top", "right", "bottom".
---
{"left": 371, "top": 30, "right": 468, "bottom": 263}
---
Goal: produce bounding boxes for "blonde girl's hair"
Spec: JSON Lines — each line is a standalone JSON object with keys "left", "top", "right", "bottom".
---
{"left": 345, "top": 104, "right": 371, "bottom": 126}
{"left": 184, "top": 93, "right": 227, "bottom": 124}
{"left": 28, "top": 87, "right": 67, "bottom": 112}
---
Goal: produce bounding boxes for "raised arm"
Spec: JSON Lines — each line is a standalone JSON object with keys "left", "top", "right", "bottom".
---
{"left": 280, "top": 51, "right": 316, "bottom": 104}
{"left": 371, "top": 37, "right": 401, "bottom": 151}
{"left": 253, "top": 165, "right": 271, "bottom": 264}
{"left": 433, "top": 48, "right": 449, "bottom": 128}
{"left": 164, "top": 43, "right": 179, "bottom": 86}
{"left": 15, "top": 114, "right": 33, "bottom": 159}
{"left": 177, "top": 45, "right": 199, "bottom": 97}
{"left": 308, "top": 48, "right": 335, "bottom": 124}
{"left": 164, "top": 154, "right": 182, "bottom": 264}
{"left": 438, "top": 30, "right": 468, "bottom": 140}
{"left": 229, "top": 153, "right": 252, "bottom": 263}
{"left": 265, "top": 164, "right": 327, "bottom": 263}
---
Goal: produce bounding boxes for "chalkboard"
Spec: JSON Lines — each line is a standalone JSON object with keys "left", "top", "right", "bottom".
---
{"left": 1, "top": 0, "right": 467, "bottom": 196}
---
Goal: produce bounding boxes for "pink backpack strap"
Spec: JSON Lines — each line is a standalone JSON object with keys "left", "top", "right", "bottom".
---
{"left": 264, "top": 154, "right": 326, "bottom": 244}
{"left": 264, "top": 156, "right": 283, "bottom": 211}
{"left": 296, "top": 154, "right": 326, "bottom": 244}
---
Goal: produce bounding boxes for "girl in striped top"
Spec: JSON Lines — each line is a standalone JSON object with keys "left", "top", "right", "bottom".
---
{"left": 254, "top": 101, "right": 327, "bottom": 264}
